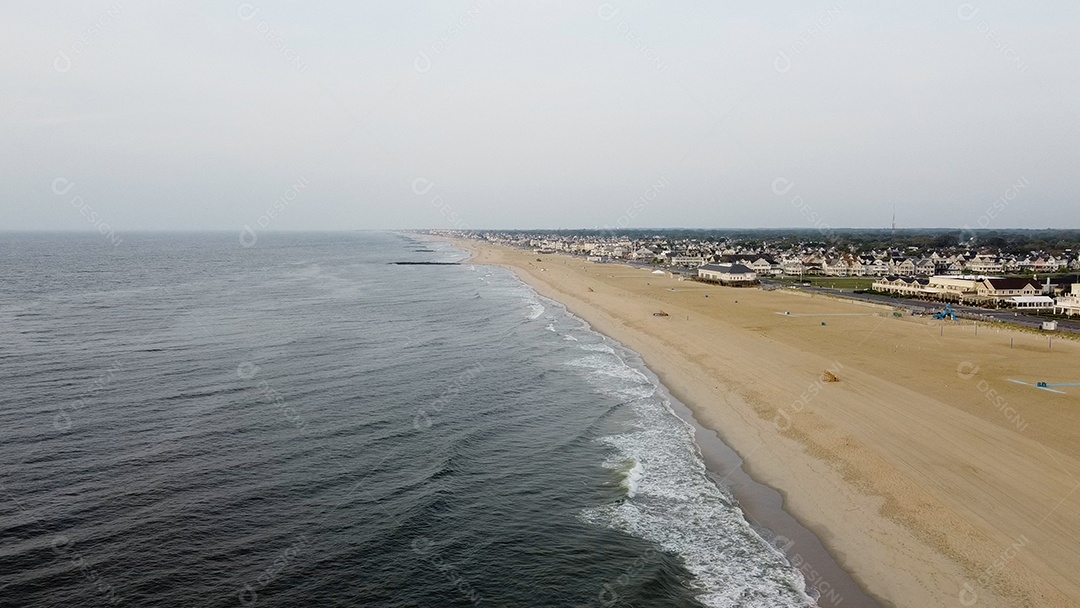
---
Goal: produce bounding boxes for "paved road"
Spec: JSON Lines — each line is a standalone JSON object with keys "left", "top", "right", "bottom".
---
{"left": 766, "top": 282, "right": 1080, "bottom": 334}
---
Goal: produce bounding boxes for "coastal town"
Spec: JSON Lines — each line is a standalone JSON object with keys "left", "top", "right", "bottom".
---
{"left": 434, "top": 229, "right": 1080, "bottom": 316}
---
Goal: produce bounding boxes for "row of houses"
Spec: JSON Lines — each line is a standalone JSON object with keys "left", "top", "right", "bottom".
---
{"left": 455, "top": 231, "right": 1080, "bottom": 279}
{"left": 534, "top": 239, "right": 1078, "bottom": 277}
{"left": 787, "top": 253, "right": 1073, "bottom": 277}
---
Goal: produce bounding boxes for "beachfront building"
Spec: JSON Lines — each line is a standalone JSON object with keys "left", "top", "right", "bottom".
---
{"left": 697, "top": 264, "right": 758, "bottom": 286}
{"left": 870, "top": 275, "right": 984, "bottom": 301}
{"left": 925, "top": 276, "right": 981, "bottom": 301}
{"left": 1054, "top": 284, "right": 1080, "bottom": 316}
{"left": 871, "top": 276, "right": 930, "bottom": 297}
{"left": 974, "top": 278, "right": 1042, "bottom": 304}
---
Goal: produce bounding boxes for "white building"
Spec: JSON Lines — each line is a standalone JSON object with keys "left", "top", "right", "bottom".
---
{"left": 1008, "top": 296, "right": 1055, "bottom": 310}
{"left": 698, "top": 263, "right": 758, "bottom": 285}
{"left": 669, "top": 255, "right": 706, "bottom": 267}
{"left": 1054, "top": 284, "right": 1080, "bottom": 316}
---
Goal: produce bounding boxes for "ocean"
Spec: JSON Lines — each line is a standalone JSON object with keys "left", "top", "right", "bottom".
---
{"left": 0, "top": 231, "right": 820, "bottom": 607}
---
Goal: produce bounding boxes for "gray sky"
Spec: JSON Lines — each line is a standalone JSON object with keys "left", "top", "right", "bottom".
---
{"left": 3, "top": 1, "right": 1078, "bottom": 232}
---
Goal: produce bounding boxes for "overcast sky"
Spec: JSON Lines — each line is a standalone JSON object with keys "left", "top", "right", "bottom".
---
{"left": 3, "top": 1, "right": 1078, "bottom": 232}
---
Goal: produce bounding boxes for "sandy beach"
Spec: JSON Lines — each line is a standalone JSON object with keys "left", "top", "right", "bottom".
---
{"left": 451, "top": 238, "right": 1080, "bottom": 608}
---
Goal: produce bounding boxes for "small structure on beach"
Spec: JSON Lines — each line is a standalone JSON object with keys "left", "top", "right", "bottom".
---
{"left": 822, "top": 371, "right": 839, "bottom": 383}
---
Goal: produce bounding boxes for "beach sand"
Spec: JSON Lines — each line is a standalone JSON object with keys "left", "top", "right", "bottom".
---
{"left": 452, "top": 238, "right": 1080, "bottom": 608}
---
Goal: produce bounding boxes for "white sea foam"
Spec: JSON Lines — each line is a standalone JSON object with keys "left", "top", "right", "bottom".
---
{"left": 565, "top": 354, "right": 655, "bottom": 400}
{"left": 527, "top": 303, "right": 545, "bottom": 320}
{"left": 522, "top": 294, "right": 546, "bottom": 319}
{"left": 621, "top": 460, "right": 644, "bottom": 498}
{"left": 571, "top": 344, "right": 816, "bottom": 608}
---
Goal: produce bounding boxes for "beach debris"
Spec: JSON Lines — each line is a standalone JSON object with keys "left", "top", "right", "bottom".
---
{"left": 821, "top": 322, "right": 827, "bottom": 326}
{"left": 652, "top": 311, "right": 669, "bottom": 317}
{"left": 587, "top": 287, "right": 594, "bottom": 292}
{"left": 822, "top": 371, "right": 839, "bottom": 383}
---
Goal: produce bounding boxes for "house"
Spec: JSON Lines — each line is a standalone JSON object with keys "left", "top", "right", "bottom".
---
{"left": 943, "top": 260, "right": 965, "bottom": 275}
{"left": 698, "top": 264, "right": 759, "bottom": 286}
{"left": 668, "top": 255, "right": 706, "bottom": 267}
{"left": 782, "top": 258, "right": 807, "bottom": 276}
{"left": 750, "top": 257, "right": 782, "bottom": 276}
{"left": 915, "top": 258, "right": 937, "bottom": 276}
{"left": 822, "top": 258, "right": 849, "bottom": 276}
{"left": 632, "top": 247, "right": 657, "bottom": 261}
{"left": 865, "top": 258, "right": 889, "bottom": 276}
{"left": 847, "top": 257, "right": 866, "bottom": 276}
{"left": 889, "top": 258, "right": 917, "bottom": 275}
{"left": 967, "top": 255, "right": 1004, "bottom": 274}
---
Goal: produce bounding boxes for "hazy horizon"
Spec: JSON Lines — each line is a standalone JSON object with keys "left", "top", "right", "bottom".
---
{"left": 4, "top": 1, "right": 1078, "bottom": 232}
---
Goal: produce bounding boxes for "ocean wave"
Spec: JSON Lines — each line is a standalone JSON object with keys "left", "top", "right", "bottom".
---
{"left": 619, "top": 459, "right": 644, "bottom": 499}
{"left": 527, "top": 302, "right": 545, "bottom": 320}
{"left": 518, "top": 292, "right": 546, "bottom": 320}
{"left": 574, "top": 351, "right": 816, "bottom": 608}
{"left": 578, "top": 343, "right": 615, "bottom": 354}
{"left": 564, "top": 353, "right": 655, "bottom": 401}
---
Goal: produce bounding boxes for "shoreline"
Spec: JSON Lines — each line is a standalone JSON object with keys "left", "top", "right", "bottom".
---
{"left": 433, "top": 235, "right": 1080, "bottom": 608}
{"left": 440, "top": 236, "right": 879, "bottom": 605}
{"left": 611, "top": 339, "right": 881, "bottom": 607}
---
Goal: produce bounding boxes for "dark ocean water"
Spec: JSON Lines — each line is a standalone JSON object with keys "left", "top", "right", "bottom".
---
{"left": 0, "top": 232, "right": 816, "bottom": 607}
